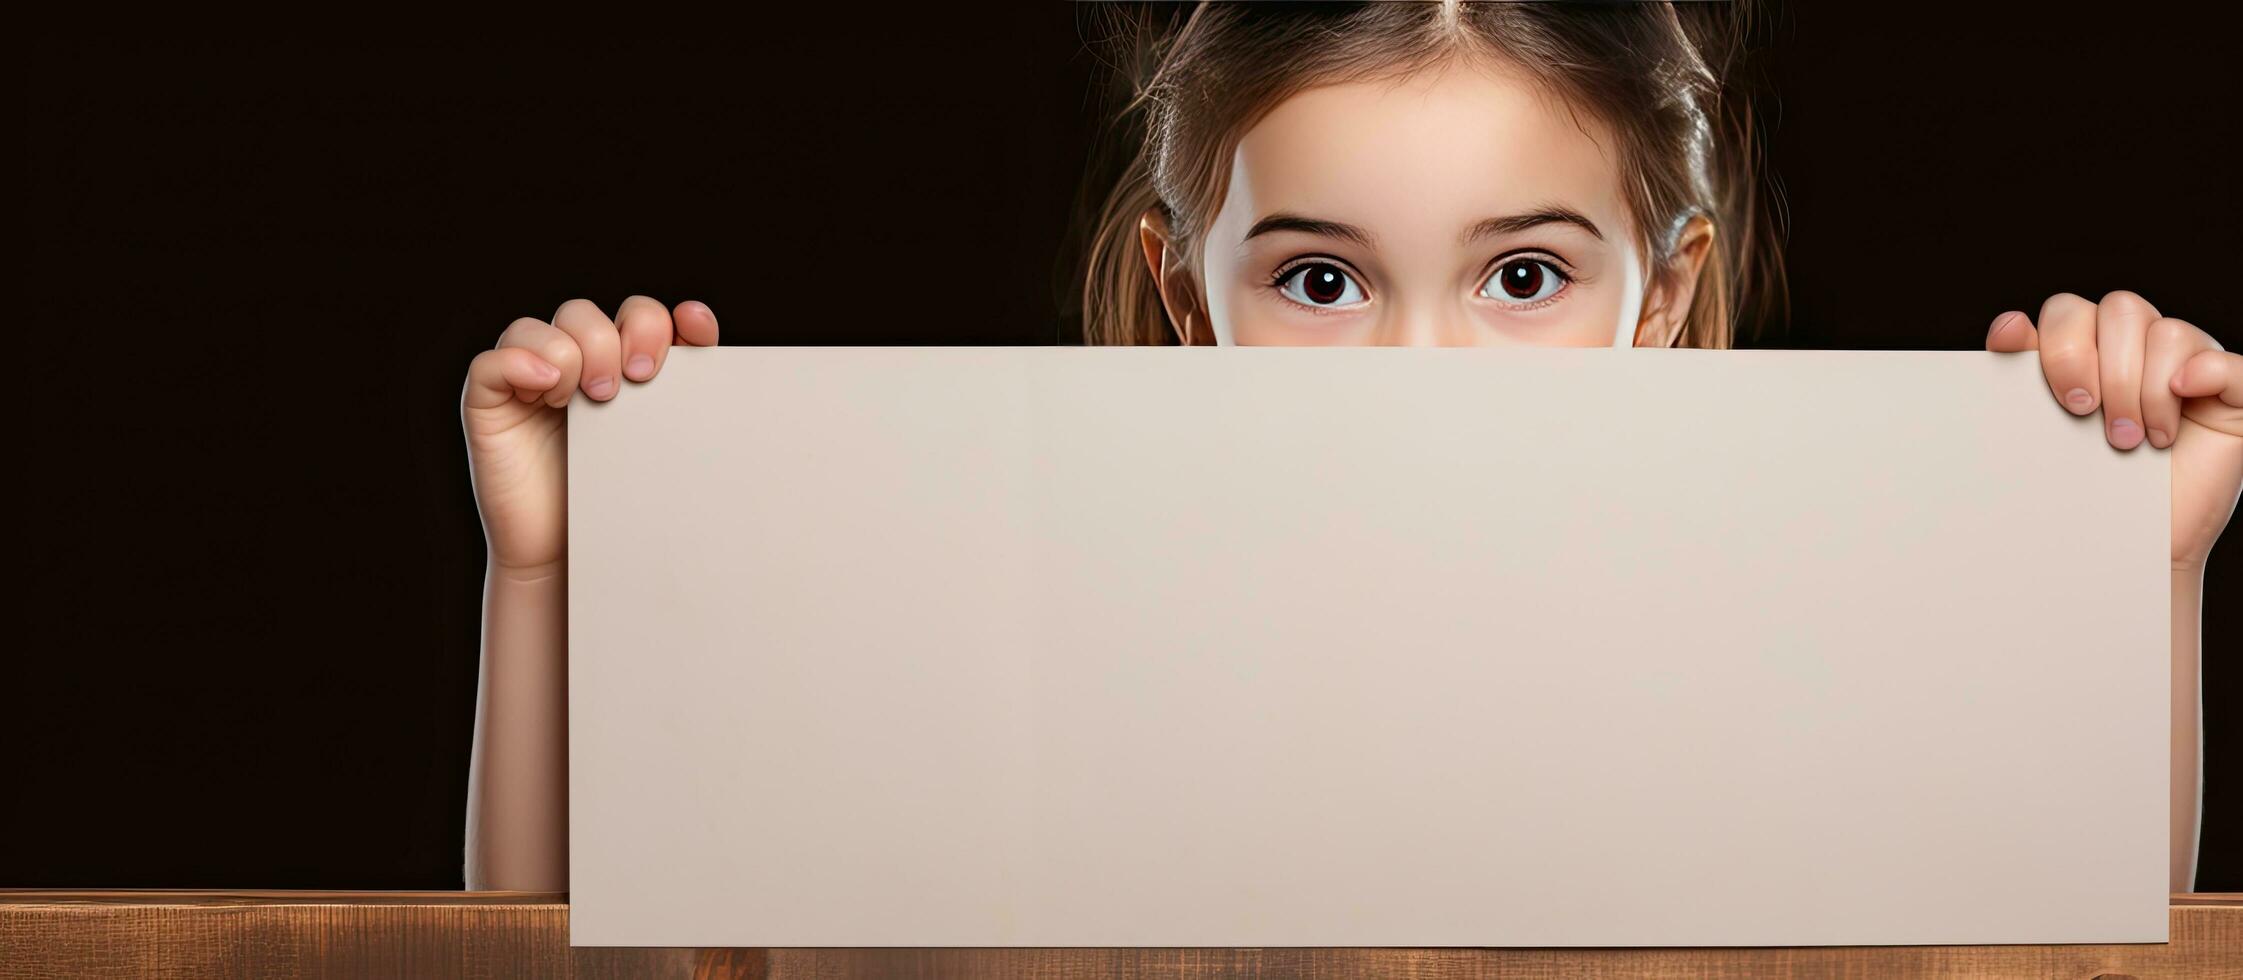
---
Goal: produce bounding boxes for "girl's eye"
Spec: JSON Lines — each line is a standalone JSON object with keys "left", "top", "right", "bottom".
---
{"left": 1478, "top": 258, "right": 1571, "bottom": 305}
{"left": 1276, "top": 262, "right": 1366, "bottom": 307}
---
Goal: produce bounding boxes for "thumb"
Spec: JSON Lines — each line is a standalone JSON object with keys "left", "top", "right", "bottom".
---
{"left": 2172, "top": 349, "right": 2243, "bottom": 437}
{"left": 1986, "top": 310, "right": 2040, "bottom": 352}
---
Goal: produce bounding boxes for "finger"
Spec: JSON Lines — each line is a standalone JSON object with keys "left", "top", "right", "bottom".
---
{"left": 2036, "top": 292, "right": 2101, "bottom": 416}
{"left": 2143, "top": 316, "right": 2216, "bottom": 449}
{"left": 2095, "top": 290, "right": 2158, "bottom": 450}
{"left": 463, "top": 346, "right": 563, "bottom": 412}
{"left": 2172, "top": 349, "right": 2243, "bottom": 442}
{"left": 1986, "top": 310, "right": 2039, "bottom": 352}
{"left": 2173, "top": 349, "right": 2243, "bottom": 409}
{"left": 615, "top": 295, "right": 675, "bottom": 382}
{"left": 496, "top": 317, "right": 586, "bottom": 409}
{"left": 672, "top": 299, "right": 720, "bottom": 347}
{"left": 553, "top": 298, "right": 625, "bottom": 403}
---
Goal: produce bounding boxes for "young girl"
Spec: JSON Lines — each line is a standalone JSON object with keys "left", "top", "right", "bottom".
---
{"left": 460, "top": 1, "right": 2241, "bottom": 895}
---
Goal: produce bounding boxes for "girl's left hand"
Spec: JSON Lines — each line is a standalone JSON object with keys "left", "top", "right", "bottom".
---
{"left": 1987, "top": 290, "right": 2243, "bottom": 570}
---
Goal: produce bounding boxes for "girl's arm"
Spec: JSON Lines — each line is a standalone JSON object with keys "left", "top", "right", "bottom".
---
{"left": 460, "top": 296, "right": 720, "bottom": 892}
{"left": 2174, "top": 564, "right": 2204, "bottom": 894}
{"left": 1987, "top": 292, "right": 2240, "bottom": 895}
{"left": 464, "top": 560, "right": 569, "bottom": 892}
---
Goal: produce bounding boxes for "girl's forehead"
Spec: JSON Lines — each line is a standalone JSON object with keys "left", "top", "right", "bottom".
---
{"left": 1220, "top": 60, "right": 1627, "bottom": 249}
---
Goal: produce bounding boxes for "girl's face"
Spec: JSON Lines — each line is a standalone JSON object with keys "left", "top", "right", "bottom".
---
{"left": 1188, "top": 57, "right": 1698, "bottom": 347}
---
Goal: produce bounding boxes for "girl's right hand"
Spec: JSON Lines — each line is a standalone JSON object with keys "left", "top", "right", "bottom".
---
{"left": 461, "top": 296, "right": 720, "bottom": 578}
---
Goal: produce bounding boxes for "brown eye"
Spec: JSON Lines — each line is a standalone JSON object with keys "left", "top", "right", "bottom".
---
{"left": 1480, "top": 258, "right": 1569, "bottom": 305}
{"left": 1277, "top": 262, "right": 1365, "bottom": 307}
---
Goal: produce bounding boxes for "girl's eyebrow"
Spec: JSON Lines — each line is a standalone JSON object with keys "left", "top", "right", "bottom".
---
{"left": 1461, "top": 204, "right": 1604, "bottom": 244}
{"left": 1243, "top": 213, "right": 1377, "bottom": 249}
{"left": 1242, "top": 204, "right": 1604, "bottom": 250}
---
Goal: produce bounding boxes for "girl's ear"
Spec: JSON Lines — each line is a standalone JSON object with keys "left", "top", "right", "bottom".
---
{"left": 1632, "top": 215, "right": 1717, "bottom": 348}
{"left": 1139, "top": 208, "right": 1214, "bottom": 345}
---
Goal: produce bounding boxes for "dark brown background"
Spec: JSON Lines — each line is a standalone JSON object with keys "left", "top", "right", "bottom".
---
{"left": 14, "top": 4, "right": 2241, "bottom": 889}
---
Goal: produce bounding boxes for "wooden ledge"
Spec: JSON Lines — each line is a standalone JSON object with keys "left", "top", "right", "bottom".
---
{"left": 3, "top": 891, "right": 2238, "bottom": 979}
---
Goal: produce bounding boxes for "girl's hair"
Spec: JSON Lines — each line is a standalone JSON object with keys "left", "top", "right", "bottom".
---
{"left": 1068, "top": 0, "right": 1789, "bottom": 348}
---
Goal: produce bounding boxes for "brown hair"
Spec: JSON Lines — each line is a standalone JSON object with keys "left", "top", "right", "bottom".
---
{"left": 1069, "top": 0, "right": 1788, "bottom": 348}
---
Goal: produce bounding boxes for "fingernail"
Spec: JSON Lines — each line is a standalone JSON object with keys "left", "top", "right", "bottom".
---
{"left": 2109, "top": 417, "right": 2143, "bottom": 450}
{"left": 1989, "top": 312, "right": 2020, "bottom": 340}
{"left": 532, "top": 361, "right": 559, "bottom": 381}
{"left": 625, "top": 354, "right": 654, "bottom": 380}
{"left": 685, "top": 300, "right": 713, "bottom": 320}
{"left": 2148, "top": 427, "right": 2171, "bottom": 447}
{"left": 585, "top": 375, "right": 616, "bottom": 399}
{"left": 2064, "top": 387, "right": 2095, "bottom": 413}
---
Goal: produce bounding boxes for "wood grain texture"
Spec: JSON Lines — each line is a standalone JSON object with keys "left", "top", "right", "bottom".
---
{"left": 3, "top": 891, "right": 2237, "bottom": 979}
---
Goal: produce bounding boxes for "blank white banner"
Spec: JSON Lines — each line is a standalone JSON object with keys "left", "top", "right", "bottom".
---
{"left": 566, "top": 346, "right": 2167, "bottom": 948}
